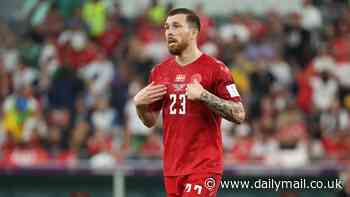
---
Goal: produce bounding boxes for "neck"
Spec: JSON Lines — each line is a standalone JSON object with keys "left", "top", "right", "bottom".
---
{"left": 175, "top": 42, "right": 202, "bottom": 66}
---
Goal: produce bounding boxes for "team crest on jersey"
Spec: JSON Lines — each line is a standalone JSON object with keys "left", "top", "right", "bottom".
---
{"left": 175, "top": 74, "right": 186, "bottom": 82}
{"left": 173, "top": 83, "right": 186, "bottom": 92}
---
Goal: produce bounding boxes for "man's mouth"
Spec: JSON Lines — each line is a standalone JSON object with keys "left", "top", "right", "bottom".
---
{"left": 168, "top": 38, "right": 177, "bottom": 45}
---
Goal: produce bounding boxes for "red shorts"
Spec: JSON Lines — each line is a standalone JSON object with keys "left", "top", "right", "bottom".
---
{"left": 164, "top": 173, "right": 222, "bottom": 197}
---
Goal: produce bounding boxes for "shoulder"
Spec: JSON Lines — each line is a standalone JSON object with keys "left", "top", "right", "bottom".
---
{"left": 203, "top": 54, "right": 230, "bottom": 73}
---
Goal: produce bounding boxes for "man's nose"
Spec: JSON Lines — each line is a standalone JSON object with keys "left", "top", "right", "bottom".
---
{"left": 167, "top": 27, "right": 176, "bottom": 35}
{"left": 166, "top": 31, "right": 174, "bottom": 38}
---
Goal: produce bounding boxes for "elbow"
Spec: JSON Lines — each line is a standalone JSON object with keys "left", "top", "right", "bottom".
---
{"left": 142, "top": 119, "right": 157, "bottom": 128}
{"left": 231, "top": 111, "right": 245, "bottom": 124}
{"left": 144, "top": 122, "right": 155, "bottom": 128}
{"left": 230, "top": 102, "right": 245, "bottom": 124}
{"left": 236, "top": 111, "right": 246, "bottom": 124}
{"left": 136, "top": 107, "right": 159, "bottom": 128}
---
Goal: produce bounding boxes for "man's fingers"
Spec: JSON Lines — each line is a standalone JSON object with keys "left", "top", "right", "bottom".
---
{"left": 150, "top": 85, "right": 167, "bottom": 90}
{"left": 146, "top": 81, "right": 155, "bottom": 87}
{"left": 147, "top": 86, "right": 167, "bottom": 95}
{"left": 149, "top": 90, "right": 167, "bottom": 98}
{"left": 150, "top": 96, "right": 164, "bottom": 102}
{"left": 147, "top": 84, "right": 167, "bottom": 91}
{"left": 146, "top": 82, "right": 165, "bottom": 90}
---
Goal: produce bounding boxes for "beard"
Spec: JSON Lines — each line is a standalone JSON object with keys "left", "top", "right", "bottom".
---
{"left": 167, "top": 40, "right": 188, "bottom": 55}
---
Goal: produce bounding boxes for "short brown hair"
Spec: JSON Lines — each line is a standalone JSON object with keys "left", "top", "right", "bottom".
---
{"left": 167, "top": 8, "right": 201, "bottom": 32}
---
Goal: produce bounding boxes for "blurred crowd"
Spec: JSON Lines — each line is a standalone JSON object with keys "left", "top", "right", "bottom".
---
{"left": 0, "top": 0, "right": 349, "bottom": 169}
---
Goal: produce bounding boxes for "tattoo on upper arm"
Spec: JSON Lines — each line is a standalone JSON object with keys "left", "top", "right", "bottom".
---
{"left": 199, "top": 90, "right": 245, "bottom": 123}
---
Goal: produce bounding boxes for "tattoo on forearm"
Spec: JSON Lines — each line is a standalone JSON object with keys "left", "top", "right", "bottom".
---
{"left": 199, "top": 90, "right": 245, "bottom": 123}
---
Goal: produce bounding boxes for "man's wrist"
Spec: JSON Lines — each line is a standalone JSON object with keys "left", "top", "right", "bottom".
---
{"left": 199, "top": 89, "right": 209, "bottom": 101}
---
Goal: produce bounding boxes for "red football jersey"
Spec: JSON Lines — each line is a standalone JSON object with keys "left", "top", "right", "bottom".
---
{"left": 149, "top": 54, "right": 241, "bottom": 176}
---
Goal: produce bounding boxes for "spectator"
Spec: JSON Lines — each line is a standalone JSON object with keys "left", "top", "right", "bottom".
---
{"left": 90, "top": 94, "right": 127, "bottom": 159}
{"left": 244, "top": 13, "right": 268, "bottom": 43}
{"left": 12, "top": 61, "right": 39, "bottom": 92}
{"left": 229, "top": 54, "right": 251, "bottom": 97}
{"left": 320, "top": 99, "right": 349, "bottom": 136}
{"left": 41, "top": 3, "right": 65, "bottom": 37}
{"left": 250, "top": 126, "right": 279, "bottom": 165}
{"left": 0, "top": 63, "right": 10, "bottom": 104}
{"left": 268, "top": 53, "right": 293, "bottom": 89}
{"left": 310, "top": 60, "right": 338, "bottom": 112}
{"left": 2, "top": 85, "right": 39, "bottom": 142}
{"left": 225, "top": 124, "right": 254, "bottom": 164}
{"left": 61, "top": 30, "right": 98, "bottom": 70}
{"left": 268, "top": 108, "right": 309, "bottom": 167}
{"left": 0, "top": 22, "right": 19, "bottom": 73}
{"left": 331, "top": 18, "right": 350, "bottom": 104}
{"left": 265, "top": 11, "right": 284, "bottom": 53}
{"left": 321, "top": 129, "right": 350, "bottom": 162}
{"left": 45, "top": 126, "right": 63, "bottom": 160}
{"left": 22, "top": 111, "right": 48, "bottom": 143}
{"left": 97, "top": 15, "right": 124, "bottom": 57}
{"left": 54, "top": 113, "right": 87, "bottom": 167}
{"left": 82, "top": 0, "right": 107, "bottom": 37}
{"left": 90, "top": 146, "right": 117, "bottom": 169}
{"left": 91, "top": 95, "right": 119, "bottom": 135}
{"left": 146, "top": 0, "right": 166, "bottom": 26}
{"left": 194, "top": 3, "right": 215, "bottom": 46}
{"left": 110, "top": 62, "right": 130, "bottom": 124}
{"left": 21, "top": 0, "right": 52, "bottom": 29}
{"left": 39, "top": 36, "right": 60, "bottom": 76}
{"left": 68, "top": 120, "right": 90, "bottom": 160}
{"left": 80, "top": 50, "right": 114, "bottom": 98}
{"left": 125, "top": 78, "right": 151, "bottom": 152}
{"left": 48, "top": 65, "right": 85, "bottom": 110}
{"left": 249, "top": 61, "right": 275, "bottom": 120}
{"left": 283, "top": 12, "right": 312, "bottom": 67}
{"left": 55, "top": 0, "right": 84, "bottom": 20}
{"left": 301, "top": 0, "right": 323, "bottom": 31}
{"left": 219, "top": 15, "right": 250, "bottom": 44}
{"left": 3, "top": 141, "right": 48, "bottom": 167}
{"left": 46, "top": 108, "right": 72, "bottom": 151}
{"left": 139, "top": 131, "right": 162, "bottom": 159}
{"left": 87, "top": 129, "right": 113, "bottom": 156}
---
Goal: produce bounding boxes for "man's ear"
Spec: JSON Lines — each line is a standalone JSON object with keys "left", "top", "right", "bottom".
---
{"left": 191, "top": 28, "right": 199, "bottom": 38}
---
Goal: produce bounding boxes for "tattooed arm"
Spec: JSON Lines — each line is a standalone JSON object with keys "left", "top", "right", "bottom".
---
{"left": 186, "top": 80, "right": 245, "bottom": 124}
{"left": 199, "top": 90, "right": 245, "bottom": 123}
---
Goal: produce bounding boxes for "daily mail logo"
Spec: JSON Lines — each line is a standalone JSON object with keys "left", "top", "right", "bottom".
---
{"left": 175, "top": 74, "right": 186, "bottom": 82}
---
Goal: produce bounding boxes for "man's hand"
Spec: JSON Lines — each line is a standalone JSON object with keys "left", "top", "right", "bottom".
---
{"left": 186, "top": 80, "right": 205, "bottom": 100}
{"left": 134, "top": 82, "right": 167, "bottom": 106}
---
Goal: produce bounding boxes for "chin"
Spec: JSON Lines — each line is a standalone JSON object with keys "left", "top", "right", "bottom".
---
{"left": 167, "top": 42, "right": 187, "bottom": 55}
{"left": 168, "top": 48, "right": 182, "bottom": 55}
